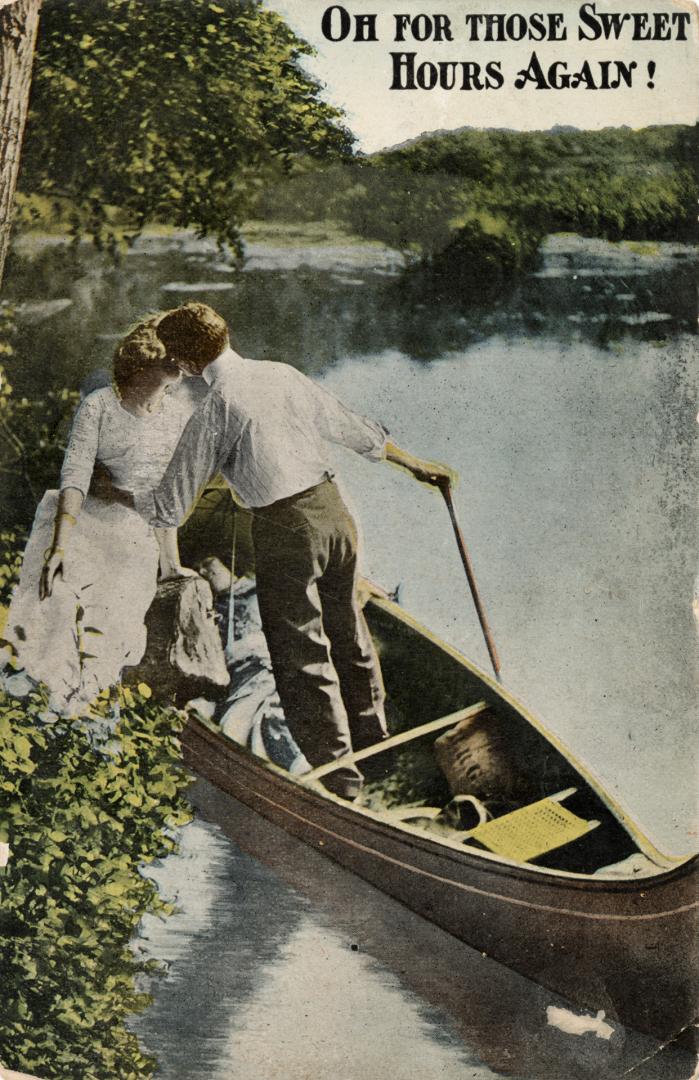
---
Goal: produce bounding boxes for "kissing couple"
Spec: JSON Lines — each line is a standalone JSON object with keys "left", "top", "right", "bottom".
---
{"left": 4, "top": 302, "right": 455, "bottom": 798}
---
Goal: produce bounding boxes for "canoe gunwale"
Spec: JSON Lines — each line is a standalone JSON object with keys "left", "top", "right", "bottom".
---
{"left": 366, "top": 596, "right": 692, "bottom": 872}
{"left": 184, "top": 713, "right": 699, "bottom": 906}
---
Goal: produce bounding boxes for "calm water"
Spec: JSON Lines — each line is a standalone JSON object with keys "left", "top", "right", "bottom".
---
{"left": 131, "top": 784, "right": 695, "bottom": 1080}
{"left": 4, "top": 230, "right": 698, "bottom": 1076}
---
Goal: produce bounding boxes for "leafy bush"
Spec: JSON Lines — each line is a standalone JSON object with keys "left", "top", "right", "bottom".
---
{"left": 0, "top": 303, "right": 79, "bottom": 532}
{"left": 423, "top": 216, "right": 542, "bottom": 300}
{"left": 0, "top": 531, "right": 25, "bottom": 610}
{"left": 0, "top": 680, "right": 192, "bottom": 1079}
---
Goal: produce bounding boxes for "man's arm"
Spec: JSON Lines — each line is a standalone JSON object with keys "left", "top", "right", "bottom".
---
{"left": 92, "top": 391, "right": 233, "bottom": 526}
{"left": 303, "top": 372, "right": 456, "bottom": 487}
{"left": 139, "top": 390, "right": 233, "bottom": 527}
{"left": 384, "top": 441, "right": 458, "bottom": 490}
{"left": 302, "top": 371, "right": 388, "bottom": 461}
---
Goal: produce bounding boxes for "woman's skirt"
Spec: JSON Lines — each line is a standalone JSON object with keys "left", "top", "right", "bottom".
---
{"left": 3, "top": 491, "right": 160, "bottom": 715}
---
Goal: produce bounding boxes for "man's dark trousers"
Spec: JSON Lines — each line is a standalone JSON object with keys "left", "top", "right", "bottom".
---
{"left": 252, "top": 478, "right": 387, "bottom": 799}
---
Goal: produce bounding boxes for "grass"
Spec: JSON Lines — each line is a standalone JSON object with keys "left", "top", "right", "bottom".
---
{"left": 622, "top": 240, "right": 662, "bottom": 257}
{"left": 11, "top": 211, "right": 391, "bottom": 255}
{"left": 240, "top": 219, "right": 391, "bottom": 250}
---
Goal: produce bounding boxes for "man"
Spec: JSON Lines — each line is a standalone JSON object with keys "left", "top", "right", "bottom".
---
{"left": 131, "top": 302, "right": 455, "bottom": 799}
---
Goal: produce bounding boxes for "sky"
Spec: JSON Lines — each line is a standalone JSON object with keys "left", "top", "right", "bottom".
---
{"left": 266, "top": 0, "right": 699, "bottom": 152}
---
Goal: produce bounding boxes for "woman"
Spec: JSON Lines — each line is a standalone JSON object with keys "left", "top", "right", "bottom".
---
{"left": 3, "top": 316, "right": 194, "bottom": 715}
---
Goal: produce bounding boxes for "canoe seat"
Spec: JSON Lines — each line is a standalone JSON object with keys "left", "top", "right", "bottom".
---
{"left": 463, "top": 789, "right": 599, "bottom": 863}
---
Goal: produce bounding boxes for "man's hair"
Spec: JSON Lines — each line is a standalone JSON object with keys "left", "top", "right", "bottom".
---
{"left": 157, "top": 302, "right": 229, "bottom": 371}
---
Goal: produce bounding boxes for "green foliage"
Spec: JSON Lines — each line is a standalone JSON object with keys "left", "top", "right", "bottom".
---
{"left": 255, "top": 125, "right": 697, "bottom": 290}
{"left": 522, "top": 168, "right": 697, "bottom": 242}
{"left": 333, "top": 166, "right": 467, "bottom": 261}
{"left": 0, "top": 303, "right": 79, "bottom": 531}
{"left": 0, "top": 679, "right": 192, "bottom": 1079}
{"left": 375, "top": 124, "right": 698, "bottom": 243}
{"left": 20, "top": 0, "right": 354, "bottom": 251}
{"left": 0, "top": 531, "right": 24, "bottom": 608}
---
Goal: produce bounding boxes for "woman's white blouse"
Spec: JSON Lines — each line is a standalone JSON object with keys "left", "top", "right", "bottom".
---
{"left": 60, "top": 386, "right": 192, "bottom": 499}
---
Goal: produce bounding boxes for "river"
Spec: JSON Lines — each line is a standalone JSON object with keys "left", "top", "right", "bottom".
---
{"left": 4, "top": 228, "right": 697, "bottom": 1077}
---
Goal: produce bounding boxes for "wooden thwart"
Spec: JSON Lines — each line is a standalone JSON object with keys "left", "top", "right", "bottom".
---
{"left": 301, "top": 701, "right": 489, "bottom": 784}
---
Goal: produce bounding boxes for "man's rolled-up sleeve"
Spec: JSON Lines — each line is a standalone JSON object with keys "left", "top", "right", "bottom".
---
{"left": 305, "top": 373, "right": 388, "bottom": 461}
{"left": 136, "top": 391, "right": 233, "bottom": 527}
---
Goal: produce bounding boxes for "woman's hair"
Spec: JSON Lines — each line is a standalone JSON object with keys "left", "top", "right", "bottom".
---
{"left": 112, "top": 315, "right": 168, "bottom": 393}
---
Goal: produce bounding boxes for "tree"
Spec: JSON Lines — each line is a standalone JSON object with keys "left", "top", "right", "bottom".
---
{"left": 18, "top": 0, "right": 354, "bottom": 251}
{"left": 0, "top": 0, "right": 42, "bottom": 285}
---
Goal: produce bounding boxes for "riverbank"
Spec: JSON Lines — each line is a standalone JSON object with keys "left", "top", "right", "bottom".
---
{"left": 11, "top": 220, "right": 698, "bottom": 275}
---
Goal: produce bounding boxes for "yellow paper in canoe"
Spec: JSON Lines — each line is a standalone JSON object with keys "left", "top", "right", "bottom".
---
{"left": 467, "top": 797, "right": 596, "bottom": 863}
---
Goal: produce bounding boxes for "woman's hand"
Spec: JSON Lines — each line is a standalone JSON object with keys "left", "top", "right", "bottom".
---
{"left": 39, "top": 548, "right": 64, "bottom": 600}
{"left": 40, "top": 488, "right": 82, "bottom": 600}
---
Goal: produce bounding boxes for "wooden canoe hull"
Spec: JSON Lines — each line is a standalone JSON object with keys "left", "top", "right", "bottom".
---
{"left": 182, "top": 716, "right": 698, "bottom": 1040}
{"left": 182, "top": 595, "right": 698, "bottom": 1040}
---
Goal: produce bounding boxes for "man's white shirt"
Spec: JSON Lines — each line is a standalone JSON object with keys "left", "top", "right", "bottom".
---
{"left": 135, "top": 348, "right": 388, "bottom": 525}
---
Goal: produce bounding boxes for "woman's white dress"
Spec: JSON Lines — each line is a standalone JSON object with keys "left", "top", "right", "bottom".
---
{"left": 4, "top": 386, "right": 193, "bottom": 714}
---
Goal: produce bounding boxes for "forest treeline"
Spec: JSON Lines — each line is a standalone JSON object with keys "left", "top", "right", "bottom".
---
{"left": 254, "top": 123, "right": 697, "bottom": 291}
{"left": 13, "top": 0, "right": 697, "bottom": 290}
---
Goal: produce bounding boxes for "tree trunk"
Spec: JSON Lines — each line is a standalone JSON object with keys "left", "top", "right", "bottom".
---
{"left": 0, "top": 0, "right": 41, "bottom": 288}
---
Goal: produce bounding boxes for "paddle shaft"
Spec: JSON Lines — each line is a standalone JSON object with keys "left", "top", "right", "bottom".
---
{"left": 441, "top": 481, "right": 502, "bottom": 682}
{"left": 224, "top": 499, "right": 238, "bottom": 662}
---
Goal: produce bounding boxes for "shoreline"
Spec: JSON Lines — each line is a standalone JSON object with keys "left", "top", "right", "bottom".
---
{"left": 9, "top": 223, "right": 698, "bottom": 277}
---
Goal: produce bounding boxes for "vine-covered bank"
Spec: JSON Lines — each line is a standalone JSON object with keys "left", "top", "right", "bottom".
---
{"left": 0, "top": 296, "right": 195, "bottom": 1078}
{"left": 0, "top": 678, "right": 192, "bottom": 1079}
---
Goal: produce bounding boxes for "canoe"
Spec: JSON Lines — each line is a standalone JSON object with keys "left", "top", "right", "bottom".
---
{"left": 181, "top": 590, "right": 698, "bottom": 1041}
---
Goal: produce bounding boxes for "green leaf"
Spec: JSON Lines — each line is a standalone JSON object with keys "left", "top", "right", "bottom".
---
{"left": 13, "top": 734, "right": 32, "bottom": 760}
{"left": 103, "top": 881, "right": 127, "bottom": 897}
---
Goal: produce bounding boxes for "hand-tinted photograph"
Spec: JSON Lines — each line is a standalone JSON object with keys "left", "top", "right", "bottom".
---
{"left": 0, "top": 2, "right": 696, "bottom": 1078}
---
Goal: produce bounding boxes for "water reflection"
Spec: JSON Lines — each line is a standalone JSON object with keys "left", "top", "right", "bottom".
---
{"left": 4, "top": 232, "right": 695, "bottom": 401}
{"left": 131, "top": 784, "right": 695, "bottom": 1080}
{"left": 3, "top": 229, "right": 696, "bottom": 848}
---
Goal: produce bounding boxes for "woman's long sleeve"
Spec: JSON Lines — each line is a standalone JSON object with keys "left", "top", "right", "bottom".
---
{"left": 59, "top": 392, "right": 103, "bottom": 496}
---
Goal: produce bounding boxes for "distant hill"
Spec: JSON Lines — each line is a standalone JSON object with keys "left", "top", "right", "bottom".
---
{"left": 374, "top": 121, "right": 683, "bottom": 157}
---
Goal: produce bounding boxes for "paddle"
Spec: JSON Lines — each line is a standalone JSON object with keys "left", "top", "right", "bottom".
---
{"left": 438, "top": 478, "right": 502, "bottom": 683}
